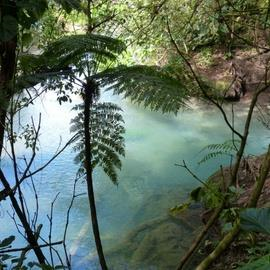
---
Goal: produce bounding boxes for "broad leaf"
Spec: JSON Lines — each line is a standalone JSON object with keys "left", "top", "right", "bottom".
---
{"left": 240, "top": 208, "right": 270, "bottom": 235}
{"left": 0, "top": 236, "right": 15, "bottom": 248}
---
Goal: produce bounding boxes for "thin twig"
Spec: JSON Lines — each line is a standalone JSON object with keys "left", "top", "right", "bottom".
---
{"left": 0, "top": 241, "right": 63, "bottom": 254}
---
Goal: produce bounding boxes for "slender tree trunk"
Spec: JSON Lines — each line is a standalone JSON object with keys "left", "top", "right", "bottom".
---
{"left": 177, "top": 204, "right": 224, "bottom": 270}
{"left": 83, "top": 83, "right": 108, "bottom": 270}
{"left": 248, "top": 145, "right": 270, "bottom": 207}
{"left": 0, "top": 171, "right": 46, "bottom": 264}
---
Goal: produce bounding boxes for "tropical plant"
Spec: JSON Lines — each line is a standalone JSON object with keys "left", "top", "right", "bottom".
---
{"left": 240, "top": 208, "right": 270, "bottom": 235}
{"left": 232, "top": 208, "right": 270, "bottom": 270}
{"left": 30, "top": 30, "right": 190, "bottom": 269}
{"left": 198, "top": 139, "right": 240, "bottom": 164}
{"left": 70, "top": 102, "right": 125, "bottom": 183}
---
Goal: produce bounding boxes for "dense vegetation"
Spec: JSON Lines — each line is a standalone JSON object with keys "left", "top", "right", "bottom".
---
{"left": 0, "top": 0, "right": 270, "bottom": 269}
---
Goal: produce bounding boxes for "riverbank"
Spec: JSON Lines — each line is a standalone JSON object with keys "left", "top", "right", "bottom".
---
{"left": 202, "top": 153, "right": 270, "bottom": 269}
{"left": 193, "top": 47, "right": 270, "bottom": 107}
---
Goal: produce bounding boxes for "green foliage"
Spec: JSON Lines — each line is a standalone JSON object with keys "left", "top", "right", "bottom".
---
{"left": 236, "top": 241, "right": 270, "bottom": 270}
{"left": 240, "top": 208, "right": 270, "bottom": 235}
{"left": 43, "top": 33, "right": 126, "bottom": 68}
{"left": 198, "top": 140, "right": 240, "bottom": 164}
{"left": 95, "top": 65, "right": 190, "bottom": 114}
{"left": 34, "top": 4, "right": 68, "bottom": 47}
{"left": 220, "top": 207, "right": 240, "bottom": 227}
{"left": 170, "top": 200, "right": 192, "bottom": 215}
{"left": 0, "top": 0, "right": 49, "bottom": 42}
{"left": 54, "top": 0, "right": 82, "bottom": 13}
{"left": 0, "top": 236, "right": 15, "bottom": 268}
{"left": 0, "top": 236, "right": 15, "bottom": 248}
{"left": 16, "top": 32, "right": 191, "bottom": 184}
{"left": 195, "top": 47, "right": 214, "bottom": 67}
{"left": 17, "top": 0, "right": 48, "bottom": 29}
{"left": 236, "top": 255, "right": 270, "bottom": 270}
{"left": 196, "top": 182, "right": 223, "bottom": 208}
{"left": 170, "top": 182, "right": 223, "bottom": 216}
{"left": 70, "top": 102, "right": 125, "bottom": 183}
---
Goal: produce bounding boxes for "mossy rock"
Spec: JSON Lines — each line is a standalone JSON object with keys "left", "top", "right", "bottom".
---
{"left": 107, "top": 210, "right": 203, "bottom": 269}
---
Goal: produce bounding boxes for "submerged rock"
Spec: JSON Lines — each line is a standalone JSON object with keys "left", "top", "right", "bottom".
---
{"left": 106, "top": 208, "right": 203, "bottom": 270}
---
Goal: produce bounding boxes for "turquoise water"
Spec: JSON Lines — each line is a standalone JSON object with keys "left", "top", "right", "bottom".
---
{"left": 0, "top": 92, "right": 269, "bottom": 269}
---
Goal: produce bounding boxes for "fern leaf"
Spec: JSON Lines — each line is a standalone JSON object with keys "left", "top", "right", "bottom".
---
{"left": 43, "top": 34, "right": 126, "bottom": 67}
{"left": 198, "top": 151, "right": 232, "bottom": 165}
{"left": 93, "top": 65, "right": 191, "bottom": 114}
{"left": 198, "top": 140, "right": 240, "bottom": 164}
{"left": 70, "top": 102, "right": 125, "bottom": 184}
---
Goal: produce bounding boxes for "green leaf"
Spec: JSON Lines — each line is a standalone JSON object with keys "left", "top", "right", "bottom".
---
{"left": 190, "top": 186, "right": 202, "bottom": 201}
{"left": 0, "top": 236, "right": 15, "bottom": 248}
{"left": 17, "top": 0, "right": 48, "bottom": 28}
{"left": 95, "top": 65, "right": 190, "bottom": 114}
{"left": 0, "top": 254, "right": 13, "bottom": 261}
{"left": 43, "top": 34, "right": 126, "bottom": 68}
{"left": 70, "top": 102, "right": 125, "bottom": 184}
{"left": 198, "top": 140, "right": 240, "bottom": 164}
{"left": 0, "top": 16, "right": 18, "bottom": 41}
{"left": 236, "top": 255, "right": 270, "bottom": 270}
{"left": 21, "top": 33, "right": 33, "bottom": 47}
{"left": 240, "top": 208, "right": 270, "bottom": 235}
{"left": 11, "top": 257, "right": 26, "bottom": 264}
{"left": 170, "top": 201, "right": 191, "bottom": 215}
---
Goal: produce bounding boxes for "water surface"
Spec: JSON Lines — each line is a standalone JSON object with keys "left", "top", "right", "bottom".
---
{"left": 0, "top": 92, "right": 269, "bottom": 269}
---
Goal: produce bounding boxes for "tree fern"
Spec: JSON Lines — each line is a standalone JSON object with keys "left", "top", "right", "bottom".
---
{"left": 70, "top": 102, "right": 125, "bottom": 184}
{"left": 16, "top": 33, "right": 192, "bottom": 182}
{"left": 198, "top": 140, "right": 240, "bottom": 164}
{"left": 17, "top": 34, "right": 192, "bottom": 114}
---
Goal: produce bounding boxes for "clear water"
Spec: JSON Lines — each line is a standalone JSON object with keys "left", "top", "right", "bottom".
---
{"left": 0, "top": 92, "right": 269, "bottom": 269}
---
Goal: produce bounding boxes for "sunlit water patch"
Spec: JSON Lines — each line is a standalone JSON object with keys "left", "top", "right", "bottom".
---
{"left": 0, "top": 91, "right": 269, "bottom": 269}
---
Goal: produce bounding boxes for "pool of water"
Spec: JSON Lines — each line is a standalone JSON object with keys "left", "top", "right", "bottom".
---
{"left": 0, "top": 92, "right": 269, "bottom": 269}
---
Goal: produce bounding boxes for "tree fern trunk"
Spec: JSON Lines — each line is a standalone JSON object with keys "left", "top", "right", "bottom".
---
{"left": 83, "top": 83, "right": 108, "bottom": 270}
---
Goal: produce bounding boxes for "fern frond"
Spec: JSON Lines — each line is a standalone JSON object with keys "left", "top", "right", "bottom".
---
{"left": 43, "top": 34, "right": 126, "bottom": 67}
{"left": 93, "top": 65, "right": 190, "bottom": 114}
{"left": 16, "top": 70, "right": 73, "bottom": 92}
{"left": 70, "top": 102, "right": 125, "bottom": 184}
{"left": 198, "top": 140, "right": 240, "bottom": 164}
{"left": 201, "top": 140, "right": 241, "bottom": 153}
{"left": 198, "top": 151, "right": 232, "bottom": 165}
